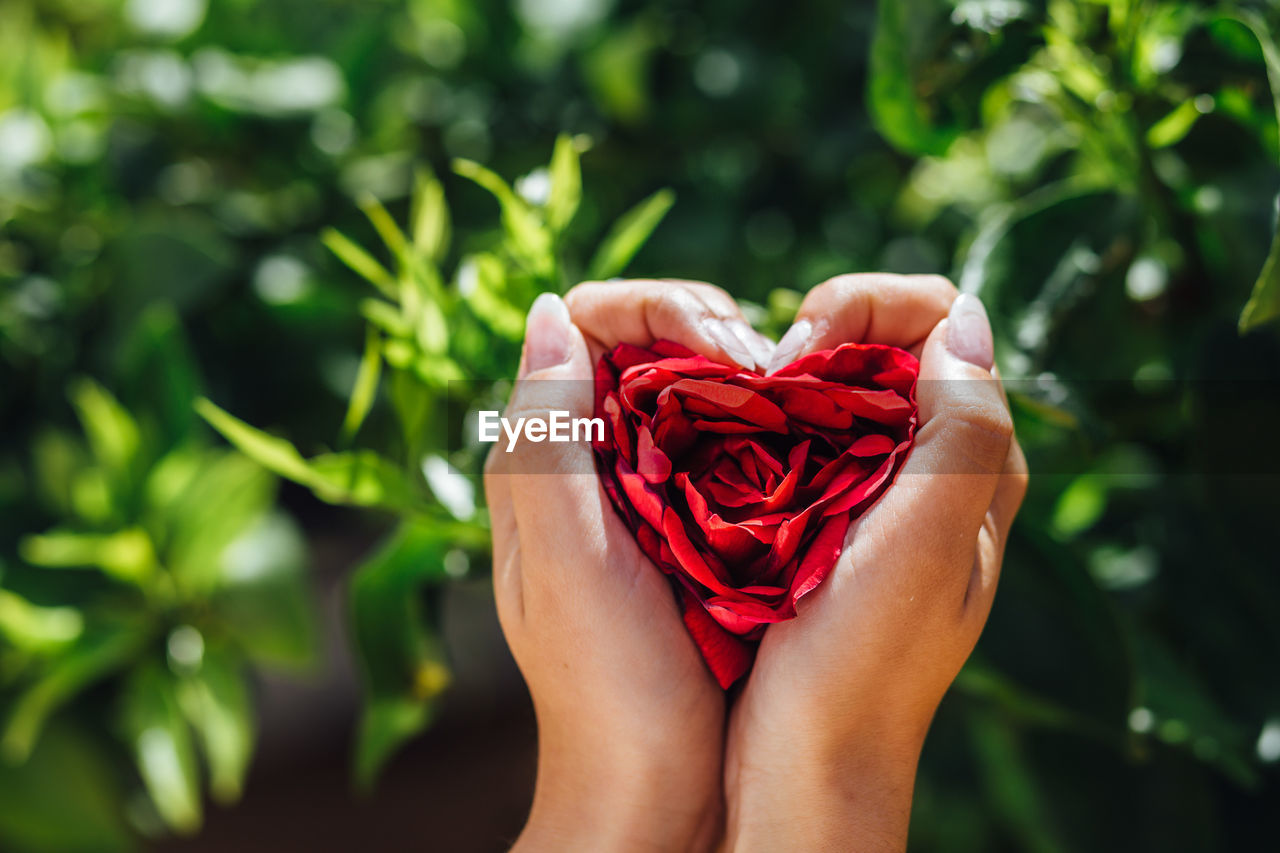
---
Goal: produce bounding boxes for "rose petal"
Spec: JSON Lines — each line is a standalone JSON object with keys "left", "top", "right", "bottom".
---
{"left": 591, "top": 339, "right": 921, "bottom": 690}
{"left": 679, "top": 590, "right": 754, "bottom": 689}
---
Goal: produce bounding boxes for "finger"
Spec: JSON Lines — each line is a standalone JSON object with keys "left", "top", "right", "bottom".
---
{"left": 499, "top": 294, "right": 619, "bottom": 610}
{"left": 862, "top": 294, "right": 1014, "bottom": 592}
{"left": 768, "top": 273, "right": 957, "bottom": 373}
{"left": 964, "top": 439, "right": 1029, "bottom": 622}
{"left": 482, "top": 440, "right": 522, "bottom": 626}
{"left": 565, "top": 279, "right": 771, "bottom": 371}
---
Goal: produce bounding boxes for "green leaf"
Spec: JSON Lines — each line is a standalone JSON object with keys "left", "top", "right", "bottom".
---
{"left": 460, "top": 253, "right": 527, "bottom": 340}
{"left": 2, "top": 622, "right": 148, "bottom": 763}
{"left": 357, "top": 192, "right": 408, "bottom": 262}
{"left": 154, "top": 449, "right": 275, "bottom": 597}
{"left": 212, "top": 513, "right": 318, "bottom": 671}
{"left": 20, "top": 527, "right": 158, "bottom": 586}
{"left": 120, "top": 664, "right": 202, "bottom": 834}
{"left": 1050, "top": 475, "right": 1107, "bottom": 539}
{"left": 195, "top": 398, "right": 316, "bottom": 486}
{"left": 0, "top": 724, "right": 135, "bottom": 853}
{"left": 453, "top": 158, "right": 554, "bottom": 278}
{"left": 349, "top": 518, "right": 453, "bottom": 788}
{"left": 0, "top": 590, "right": 83, "bottom": 654}
{"left": 581, "top": 19, "right": 656, "bottom": 125}
{"left": 176, "top": 648, "right": 254, "bottom": 804}
{"left": 322, "top": 227, "right": 398, "bottom": 300}
{"left": 308, "top": 450, "right": 419, "bottom": 510}
{"left": 411, "top": 166, "right": 450, "bottom": 262}
{"left": 1131, "top": 632, "right": 1258, "bottom": 787}
{"left": 1240, "top": 228, "right": 1280, "bottom": 333}
{"left": 955, "top": 661, "right": 1121, "bottom": 745}
{"left": 197, "top": 400, "right": 419, "bottom": 511}
{"left": 359, "top": 297, "right": 411, "bottom": 339}
{"left": 1145, "top": 97, "right": 1206, "bottom": 149}
{"left": 546, "top": 133, "right": 583, "bottom": 234}
{"left": 968, "top": 707, "right": 1069, "bottom": 853}
{"left": 340, "top": 328, "right": 383, "bottom": 446}
{"left": 955, "top": 178, "right": 1108, "bottom": 299}
{"left": 867, "top": 0, "right": 959, "bottom": 156}
{"left": 68, "top": 378, "right": 141, "bottom": 488}
{"left": 354, "top": 695, "right": 436, "bottom": 792}
{"left": 1229, "top": 9, "right": 1280, "bottom": 333}
{"left": 117, "top": 303, "right": 201, "bottom": 452}
{"left": 586, "top": 188, "right": 675, "bottom": 280}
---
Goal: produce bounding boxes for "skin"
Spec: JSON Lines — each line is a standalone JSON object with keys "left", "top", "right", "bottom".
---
{"left": 484, "top": 275, "right": 1028, "bottom": 852}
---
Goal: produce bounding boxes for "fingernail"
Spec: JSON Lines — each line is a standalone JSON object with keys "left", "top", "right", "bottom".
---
{"left": 946, "top": 294, "right": 994, "bottom": 370}
{"left": 728, "top": 319, "right": 774, "bottom": 370}
{"left": 522, "top": 293, "right": 572, "bottom": 375}
{"left": 703, "top": 318, "right": 756, "bottom": 370}
{"left": 766, "top": 319, "right": 811, "bottom": 374}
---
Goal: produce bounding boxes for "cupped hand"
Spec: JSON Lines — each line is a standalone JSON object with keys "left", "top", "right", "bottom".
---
{"left": 486, "top": 279, "right": 772, "bottom": 852}
{"left": 726, "top": 274, "right": 1029, "bottom": 851}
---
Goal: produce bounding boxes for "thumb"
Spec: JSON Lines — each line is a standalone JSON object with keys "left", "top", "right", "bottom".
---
{"left": 501, "top": 292, "right": 601, "bottom": 532}
{"left": 881, "top": 294, "right": 1014, "bottom": 571}
{"left": 505, "top": 292, "right": 596, "bottom": 479}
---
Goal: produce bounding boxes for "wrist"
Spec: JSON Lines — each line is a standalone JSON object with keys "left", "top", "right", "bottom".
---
{"left": 516, "top": 722, "right": 723, "bottom": 852}
{"left": 725, "top": 716, "right": 927, "bottom": 853}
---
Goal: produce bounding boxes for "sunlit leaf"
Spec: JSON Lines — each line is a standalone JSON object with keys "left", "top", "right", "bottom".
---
{"left": 546, "top": 133, "right": 583, "bottom": 234}
{"left": 308, "top": 450, "right": 419, "bottom": 510}
{"left": 459, "top": 253, "right": 526, "bottom": 340}
{"left": 213, "top": 514, "right": 317, "bottom": 671}
{"left": 195, "top": 398, "right": 315, "bottom": 486}
{"left": 176, "top": 647, "right": 254, "bottom": 804}
{"left": 68, "top": 378, "right": 141, "bottom": 488}
{"left": 1050, "top": 475, "right": 1107, "bottom": 538}
{"left": 199, "top": 402, "right": 419, "bottom": 511}
{"left": 357, "top": 192, "right": 408, "bottom": 262}
{"left": 867, "top": 0, "right": 959, "bottom": 156}
{"left": 322, "top": 227, "right": 398, "bottom": 299}
{"left": 453, "top": 158, "right": 554, "bottom": 277}
{"left": 409, "top": 354, "right": 467, "bottom": 390}
{"left": 586, "top": 188, "right": 675, "bottom": 280}
{"left": 120, "top": 664, "right": 201, "bottom": 834}
{"left": 158, "top": 449, "right": 275, "bottom": 597}
{"left": 411, "top": 166, "right": 450, "bottom": 262}
{"left": 0, "top": 590, "right": 83, "bottom": 654}
{"left": 359, "top": 297, "right": 411, "bottom": 339}
{"left": 340, "top": 328, "right": 383, "bottom": 447}
{"left": 21, "top": 527, "right": 158, "bottom": 586}
{"left": 1146, "top": 98, "right": 1207, "bottom": 149}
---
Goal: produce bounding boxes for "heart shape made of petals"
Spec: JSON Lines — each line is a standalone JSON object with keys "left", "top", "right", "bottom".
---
{"left": 592, "top": 340, "right": 920, "bottom": 688}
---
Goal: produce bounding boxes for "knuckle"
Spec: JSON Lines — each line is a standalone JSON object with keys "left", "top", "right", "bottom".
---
{"left": 562, "top": 280, "right": 604, "bottom": 313}
{"left": 906, "top": 273, "right": 958, "bottom": 295}
{"left": 942, "top": 404, "right": 1015, "bottom": 473}
{"left": 688, "top": 281, "right": 735, "bottom": 310}
{"left": 650, "top": 284, "right": 709, "bottom": 324}
{"left": 803, "top": 273, "right": 871, "bottom": 313}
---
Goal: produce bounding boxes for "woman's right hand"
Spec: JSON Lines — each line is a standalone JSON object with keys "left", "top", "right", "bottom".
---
{"left": 725, "top": 274, "right": 1029, "bottom": 852}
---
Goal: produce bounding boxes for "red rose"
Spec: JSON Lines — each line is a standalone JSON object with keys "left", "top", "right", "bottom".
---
{"left": 592, "top": 340, "right": 920, "bottom": 688}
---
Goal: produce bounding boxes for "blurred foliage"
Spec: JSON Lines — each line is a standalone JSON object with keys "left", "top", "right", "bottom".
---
{"left": 2, "top": 0, "right": 1280, "bottom": 850}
